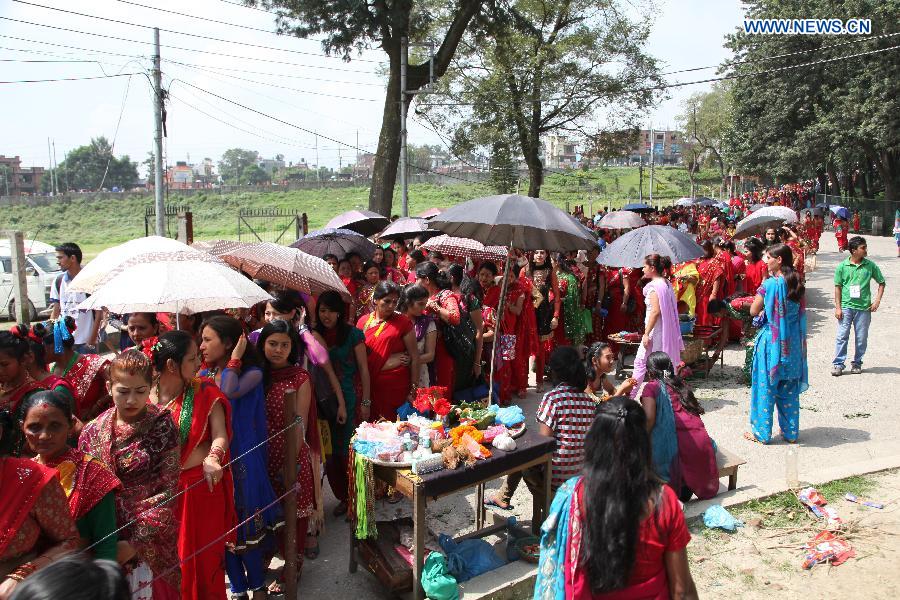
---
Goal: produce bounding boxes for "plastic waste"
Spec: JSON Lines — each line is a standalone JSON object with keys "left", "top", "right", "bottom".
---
{"left": 702, "top": 504, "right": 743, "bottom": 532}
{"left": 438, "top": 534, "right": 506, "bottom": 582}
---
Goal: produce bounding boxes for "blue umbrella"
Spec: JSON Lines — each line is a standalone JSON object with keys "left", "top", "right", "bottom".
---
{"left": 697, "top": 199, "right": 718, "bottom": 207}
{"left": 829, "top": 205, "right": 850, "bottom": 219}
{"left": 622, "top": 202, "right": 655, "bottom": 212}
{"left": 596, "top": 225, "right": 704, "bottom": 268}
{"left": 290, "top": 227, "right": 377, "bottom": 260}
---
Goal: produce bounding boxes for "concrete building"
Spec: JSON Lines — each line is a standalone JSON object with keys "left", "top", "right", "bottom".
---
{"left": 0, "top": 155, "right": 45, "bottom": 196}
{"left": 258, "top": 156, "right": 286, "bottom": 177}
{"left": 619, "top": 130, "right": 686, "bottom": 166}
{"left": 166, "top": 161, "right": 194, "bottom": 190}
{"left": 543, "top": 134, "right": 579, "bottom": 169}
{"left": 354, "top": 153, "right": 376, "bottom": 179}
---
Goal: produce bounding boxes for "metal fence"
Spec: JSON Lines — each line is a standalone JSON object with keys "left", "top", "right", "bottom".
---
{"left": 144, "top": 204, "right": 190, "bottom": 238}
{"left": 237, "top": 208, "right": 307, "bottom": 244}
{"left": 815, "top": 194, "right": 899, "bottom": 236}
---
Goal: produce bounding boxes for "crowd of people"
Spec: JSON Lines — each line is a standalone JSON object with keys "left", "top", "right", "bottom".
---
{"left": 0, "top": 184, "right": 889, "bottom": 600}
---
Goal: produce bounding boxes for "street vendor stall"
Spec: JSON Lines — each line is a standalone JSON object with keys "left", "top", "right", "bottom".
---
{"left": 609, "top": 325, "right": 722, "bottom": 379}
{"left": 348, "top": 428, "right": 555, "bottom": 599}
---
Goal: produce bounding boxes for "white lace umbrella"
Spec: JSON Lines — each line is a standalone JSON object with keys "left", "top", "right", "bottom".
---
{"left": 68, "top": 236, "right": 191, "bottom": 293}
{"left": 419, "top": 235, "right": 508, "bottom": 261}
{"left": 78, "top": 250, "right": 271, "bottom": 315}
{"left": 211, "top": 242, "right": 351, "bottom": 301}
{"left": 596, "top": 210, "right": 646, "bottom": 230}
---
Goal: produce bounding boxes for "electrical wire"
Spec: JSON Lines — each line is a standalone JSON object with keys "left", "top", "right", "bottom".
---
{"left": 0, "top": 73, "right": 143, "bottom": 84}
{"left": 12, "top": 0, "right": 381, "bottom": 63}
{"left": 0, "top": 34, "right": 147, "bottom": 59}
{"left": 163, "top": 58, "right": 385, "bottom": 87}
{"left": 97, "top": 74, "right": 133, "bottom": 189}
{"left": 0, "top": 17, "right": 379, "bottom": 74}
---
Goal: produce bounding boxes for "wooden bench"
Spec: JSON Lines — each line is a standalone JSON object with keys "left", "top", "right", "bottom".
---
{"left": 716, "top": 446, "right": 746, "bottom": 491}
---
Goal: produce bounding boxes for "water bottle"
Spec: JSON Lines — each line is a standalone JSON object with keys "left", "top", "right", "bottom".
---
{"left": 785, "top": 446, "right": 799, "bottom": 488}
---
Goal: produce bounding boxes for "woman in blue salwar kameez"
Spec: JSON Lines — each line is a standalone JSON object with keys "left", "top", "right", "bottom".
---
{"left": 746, "top": 244, "right": 808, "bottom": 444}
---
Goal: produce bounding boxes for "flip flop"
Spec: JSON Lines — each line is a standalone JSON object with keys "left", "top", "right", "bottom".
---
{"left": 483, "top": 497, "right": 513, "bottom": 510}
{"left": 743, "top": 432, "right": 766, "bottom": 445}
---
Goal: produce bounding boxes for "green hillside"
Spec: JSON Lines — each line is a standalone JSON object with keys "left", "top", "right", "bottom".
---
{"left": 1, "top": 166, "right": 722, "bottom": 258}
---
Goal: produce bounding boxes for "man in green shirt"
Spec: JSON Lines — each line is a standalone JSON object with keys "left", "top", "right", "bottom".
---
{"left": 832, "top": 236, "right": 885, "bottom": 376}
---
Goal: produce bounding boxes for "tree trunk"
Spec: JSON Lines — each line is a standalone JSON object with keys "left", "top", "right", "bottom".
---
{"left": 816, "top": 169, "right": 828, "bottom": 198}
{"left": 524, "top": 141, "right": 543, "bottom": 198}
{"left": 827, "top": 169, "right": 841, "bottom": 196}
{"left": 859, "top": 157, "right": 870, "bottom": 198}
{"left": 369, "top": 47, "right": 403, "bottom": 216}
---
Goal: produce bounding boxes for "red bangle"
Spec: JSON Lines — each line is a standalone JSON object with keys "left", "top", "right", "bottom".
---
{"left": 226, "top": 359, "right": 242, "bottom": 370}
{"left": 208, "top": 445, "right": 226, "bottom": 463}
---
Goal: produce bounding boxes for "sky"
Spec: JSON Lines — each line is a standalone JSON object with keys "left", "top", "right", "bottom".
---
{"left": 0, "top": 0, "right": 746, "bottom": 175}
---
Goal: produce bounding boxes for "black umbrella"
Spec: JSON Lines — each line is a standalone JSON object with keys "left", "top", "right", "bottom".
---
{"left": 596, "top": 225, "right": 704, "bottom": 268}
{"left": 376, "top": 217, "right": 440, "bottom": 241}
{"left": 324, "top": 209, "right": 390, "bottom": 237}
{"left": 290, "top": 228, "right": 377, "bottom": 260}
{"left": 430, "top": 193, "right": 596, "bottom": 400}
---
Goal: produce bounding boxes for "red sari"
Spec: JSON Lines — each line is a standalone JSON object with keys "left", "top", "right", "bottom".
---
{"left": 426, "top": 291, "right": 462, "bottom": 398}
{"left": 695, "top": 257, "right": 725, "bottom": 326}
{"left": 602, "top": 268, "right": 631, "bottom": 339}
{"left": 483, "top": 280, "right": 525, "bottom": 403}
{"left": 263, "top": 366, "right": 319, "bottom": 573}
{"left": 79, "top": 403, "right": 181, "bottom": 598}
{"left": 168, "top": 378, "right": 236, "bottom": 600}
{"left": 0, "top": 376, "right": 47, "bottom": 418}
{"left": 357, "top": 312, "right": 414, "bottom": 420}
{"left": 42, "top": 447, "right": 121, "bottom": 521}
{"left": 57, "top": 353, "right": 110, "bottom": 421}
{"left": 515, "top": 276, "right": 539, "bottom": 394}
{"left": 744, "top": 259, "right": 767, "bottom": 296}
{"left": 0, "top": 458, "right": 77, "bottom": 566}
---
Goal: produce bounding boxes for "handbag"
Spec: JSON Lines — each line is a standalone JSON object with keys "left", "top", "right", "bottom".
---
{"left": 310, "top": 364, "right": 339, "bottom": 422}
{"left": 438, "top": 292, "right": 476, "bottom": 361}
{"left": 497, "top": 333, "right": 517, "bottom": 361}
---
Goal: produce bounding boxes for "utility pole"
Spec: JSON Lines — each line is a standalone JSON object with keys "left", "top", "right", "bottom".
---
{"left": 649, "top": 125, "right": 654, "bottom": 206}
{"left": 638, "top": 155, "right": 644, "bottom": 202}
{"left": 47, "top": 138, "right": 55, "bottom": 196}
{"left": 7, "top": 231, "right": 31, "bottom": 325}
{"left": 63, "top": 151, "right": 69, "bottom": 193}
{"left": 152, "top": 27, "right": 166, "bottom": 236}
{"left": 315, "top": 135, "right": 320, "bottom": 187}
{"left": 399, "top": 36, "right": 409, "bottom": 217}
{"left": 52, "top": 140, "right": 59, "bottom": 195}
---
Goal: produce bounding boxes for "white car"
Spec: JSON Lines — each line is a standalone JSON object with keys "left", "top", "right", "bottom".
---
{"left": 0, "top": 239, "right": 58, "bottom": 320}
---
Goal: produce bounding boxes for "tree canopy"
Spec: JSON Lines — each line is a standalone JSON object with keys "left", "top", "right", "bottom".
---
{"left": 421, "top": 0, "right": 661, "bottom": 197}
{"left": 218, "top": 148, "right": 270, "bottom": 185}
{"left": 51, "top": 137, "right": 138, "bottom": 192}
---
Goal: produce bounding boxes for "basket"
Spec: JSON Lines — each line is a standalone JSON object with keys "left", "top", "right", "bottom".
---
{"left": 679, "top": 316, "right": 696, "bottom": 335}
{"left": 512, "top": 536, "right": 541, "bottom": 564}
{"left": 681, "top": 338, "right": 703, "bottom": 365}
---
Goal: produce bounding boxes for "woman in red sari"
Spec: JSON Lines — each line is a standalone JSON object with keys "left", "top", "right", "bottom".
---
{"left": 524, "top": 250, "right": 560, "bottom": 393}
{"left": 41, "top": 318, "right": 110, "bottom": 422}
{"left": 416, "top": 263, "right": 462, "bottom": 398}
{"left": 694, "top": 240, "right": 725, "bottom": 326}
{"left": 0, "top": 410, "right": 79, "bottom": 598}
{"left": 22, "top": 390, "right": 121, "bottom": 562}
{"left": 834, "top": 216, "right": 849, "bottom": 251}
{"left": 743, "top": 237, "right": 768, "bottom": 296}
{"left": 601, "top": 267, "right": 633, "bottom": 341}
{"left": 0, "top": 331, "right": 52, "bottom": 432}
{"left": 8, "top": 324, "right": 74, "bottom": 408}
{"left": 149, "top": 331, "right": 235, "bottom": 600}
{"left": 79, "top": 349, "right": 180, "bottom": 599}
{"left": 355, "top": 261, "right": 381, "bottom": 321}
{"left": 256, "top": 319, "right": 320, "bottom": 590}
{"left": 356, "top": 282, "right": 419, "bottom": 421}
{"left": 481, "top": 263, "right": 526, "bottom": 404}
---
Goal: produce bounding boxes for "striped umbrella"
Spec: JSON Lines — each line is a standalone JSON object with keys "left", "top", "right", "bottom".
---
{"left": 420, "top": 235, "right": 508, "bottom": 261}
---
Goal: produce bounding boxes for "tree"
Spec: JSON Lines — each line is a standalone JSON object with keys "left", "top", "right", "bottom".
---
{"left": 724, "top": 0, "right": 899, "bottom": 223}
{"left": 260, "top": 0, "right": 484, "bottom": 215}
{"left": 242, "top": 164, "right": 271, "bottom": 185}
{"left": 677, "top": 83, "right": 733, "bottom": 197}
{"left": 583, "top": 128, "right": 641, "bottom": 165}
{"left": 490, "top": 140, "right": 517, "bottom": 194}
{"left": 422, "top": 0, "right": 661, "bottom": 197}
{"left": 218, "top": 148, "right": 260, "bottom": 185}
{"left": 50, "top": 137, "right": 138, "bottom": 191}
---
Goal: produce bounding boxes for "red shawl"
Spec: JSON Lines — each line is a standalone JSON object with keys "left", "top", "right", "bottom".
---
{"left": 61, "top": 354, "right": 110, "bottom": 420}
{"left": 0, "top": 457, "right": 58, "bottom": 556}
{"left": 43, "top": 447, "right": 122, "bottom": 521}
{"left": 0, "top": 377, "right": 48, "bottom": 417}
{"left": 270, "top": 366, "right": 321, "bottom": 459}
{"left": 168, "top": 377, "right": 233, "bottom": 462}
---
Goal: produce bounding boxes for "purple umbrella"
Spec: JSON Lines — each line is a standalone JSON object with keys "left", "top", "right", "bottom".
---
{"left": 377, "top": 217, "right": 440, "bottom": 241}
{"left": 325, "top": 209, "right": 390, "bottom": 237}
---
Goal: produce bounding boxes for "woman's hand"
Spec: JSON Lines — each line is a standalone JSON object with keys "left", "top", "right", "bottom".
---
{"left": 383, "top": 352, "right": 410, "bottom": 370}
{"left": 550, "top": 316, "right": 559, "bottom": 330}
{"left": 117, "top": 540, "right": 138, "bottom": 565}
{"left": 472, "top": 362, "right": 482, "bottom": 377}
{"left": 615, "top": 377, "right": 638, "bottom": 396}
{"left": 203, "top": 455, "right": 223, "bottom": 492}
{"left": 336, "top": 400, "right": 348, "bottom": 425}
{"left": 642, "top": 333, "right": 651, "bottom": 349}
{"left": 359, "top": 403, "right": 371, "bottom": 422}
{"left": 0, "top": 578, "right": 18, "bottom": 600}
{"left": 231, "top": 334, "right": 248, "bottom": 360}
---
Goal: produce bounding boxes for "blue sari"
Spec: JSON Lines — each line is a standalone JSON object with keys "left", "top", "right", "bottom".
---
{"left": 750, "top": 276, "right": 808, "bottom": 443}
{"left": 534, "top": 477, "right": 579, "bottom": 600}
{"left": 202, "top": 366, "right": 283, "bottom": 595}
{"left": 647, "top": 381, "right": 678, "bottom": 482}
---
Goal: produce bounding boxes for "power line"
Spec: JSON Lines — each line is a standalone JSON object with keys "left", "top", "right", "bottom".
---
{"left": 0, "top": 18, "right": 379, "bottom": 74}
{"left": 163, "top": 58, "right": 385, "bottom": 87}
{"left": 420, "top": 42, "right": 900, "bottom": 106}
{"left": 168, "top": 62, "right": 380, "bottom": 102}
{"left": 0, "top": 34, "right": 146, "bottom": 59}
{"left": 660, "top": 30, "right": 900, "bottom": 76}
{"left": 0, "top": 73, "right": 142, "bottom": 84}
{"left": 110, "top": 0, "right": 327, "bottom": 44}
{"left": 97, "top": 74, "right": 134, "bottom": 189}
{"left": 171, "top": 77, "right": 488, "bottom": 185}
{"left": 12, "top": 0, "right": 381, "bottom": 63}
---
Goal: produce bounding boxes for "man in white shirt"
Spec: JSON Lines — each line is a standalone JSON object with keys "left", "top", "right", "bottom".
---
{"left": 50, "top": 242, "right": 102, "bottom": 354}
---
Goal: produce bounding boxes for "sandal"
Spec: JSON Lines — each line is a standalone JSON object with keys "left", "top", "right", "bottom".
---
{"left": 304, "top": 536, "right": 320, "bottom": 560}
{"left": 267, "top": 580, "right": 284, "bottom": 596}
{"left": 230, "top": 594, "right": 249, "bottom": 600}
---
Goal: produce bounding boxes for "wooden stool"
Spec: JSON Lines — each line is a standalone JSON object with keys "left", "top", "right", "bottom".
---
{"left": 716, "top": 446, "right": 746, "bottom": 491}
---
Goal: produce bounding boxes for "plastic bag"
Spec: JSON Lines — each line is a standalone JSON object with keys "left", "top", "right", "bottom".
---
{"left": 495, "top": 405, "right": 525, "bottom": 427}
{"left": 702, "top": 505, "right": 743, "bottom": 532}
{"left": 438, "top": 534, "right": 506, "bottom": 582}
{"left": 421, "top": 552, "right": 459, "bottom": 600}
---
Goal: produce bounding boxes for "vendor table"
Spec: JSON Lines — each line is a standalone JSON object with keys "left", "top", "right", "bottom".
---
{"left": 612, "top": 326, "right": 723, "bottom": 380}
{"left": 348, "top": 428, "right": 557, "bottom": 600}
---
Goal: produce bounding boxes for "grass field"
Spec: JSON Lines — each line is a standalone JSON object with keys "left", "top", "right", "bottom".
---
{"left": 1, "top": 166, "right": 722, "bottom": 259}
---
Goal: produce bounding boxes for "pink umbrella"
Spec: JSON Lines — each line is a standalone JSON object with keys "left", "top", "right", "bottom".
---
{"left": 416, "top": 207, "right": 444, "bottom": 219}
{"left": 420, "top": 235, "right": 508, "bottom": 261}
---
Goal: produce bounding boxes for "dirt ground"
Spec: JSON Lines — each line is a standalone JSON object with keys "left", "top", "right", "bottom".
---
{"left": 691, "top": 469, "right": 900, "bottom": 599}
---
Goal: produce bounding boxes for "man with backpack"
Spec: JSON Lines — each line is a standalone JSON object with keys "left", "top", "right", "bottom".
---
{"left": 50, "top": 242, "right": 102, "bottom": 354}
